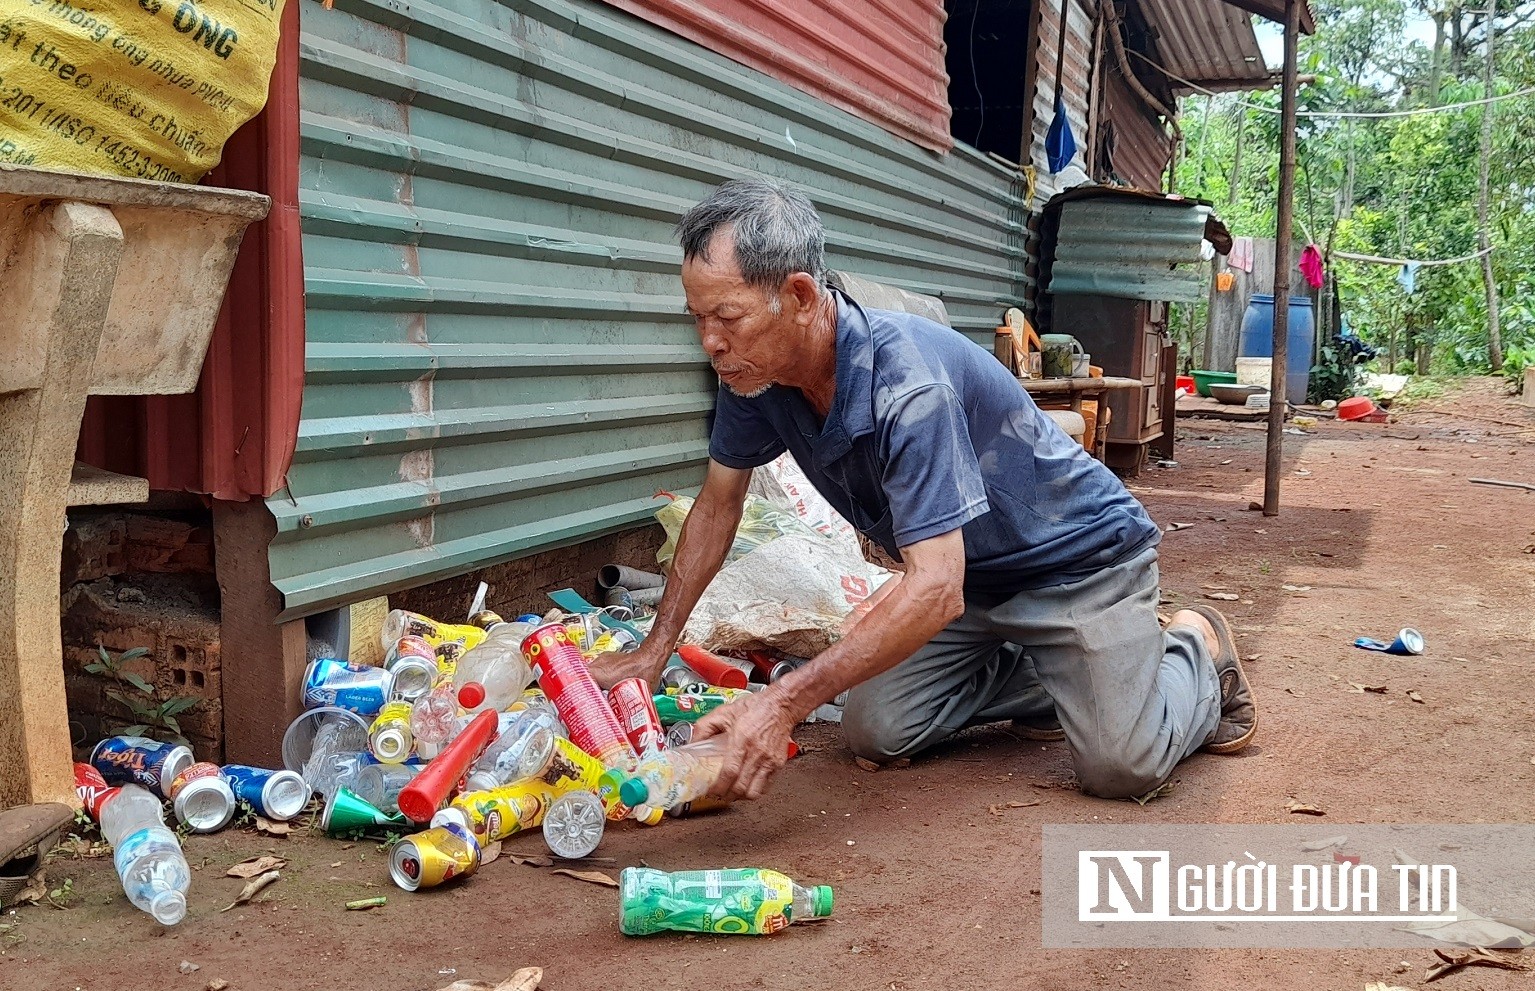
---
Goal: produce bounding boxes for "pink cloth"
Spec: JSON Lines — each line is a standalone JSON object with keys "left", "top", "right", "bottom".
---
{"left": 1300, "top": 244, "right": 1325, "bottom": 290}
{"left": 1227, "top": 236, "right": 1255, "bottom": 273}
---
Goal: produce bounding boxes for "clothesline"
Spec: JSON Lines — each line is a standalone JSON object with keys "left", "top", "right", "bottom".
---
{"left": 1331, "top": 247, "right": 1493, "bottom": 267}
{"left": 1130, "top": 49, "right": 1535, "bottom": 120}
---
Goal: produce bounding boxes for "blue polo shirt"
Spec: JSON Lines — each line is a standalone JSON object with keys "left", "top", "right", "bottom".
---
{"left": 708, "top": 290, "right": 1160, "bottom": 594}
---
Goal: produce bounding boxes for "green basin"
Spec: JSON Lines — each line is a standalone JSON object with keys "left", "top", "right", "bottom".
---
{"left": 1191, "top": 369, "right": 1238, "bottom": 398}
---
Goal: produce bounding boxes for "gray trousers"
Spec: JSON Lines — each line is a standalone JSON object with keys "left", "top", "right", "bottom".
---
{"left": 842, "top": 545, "right": 1220, "bottom": 799}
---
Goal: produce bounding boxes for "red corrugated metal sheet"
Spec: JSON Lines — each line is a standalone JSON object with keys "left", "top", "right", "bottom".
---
{"left": 597, "top": 0, "right": 954, "bottom": 153}
{"left": 1098, "top": 61, "right": 1172, "bottom": 191}
{"left": 76, "top": 1, "right": 304, "bottom": 502}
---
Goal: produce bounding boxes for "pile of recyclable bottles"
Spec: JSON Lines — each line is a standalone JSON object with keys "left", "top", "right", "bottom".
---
{"left": 74, "top": 584, "right": 822, "bottom": 926}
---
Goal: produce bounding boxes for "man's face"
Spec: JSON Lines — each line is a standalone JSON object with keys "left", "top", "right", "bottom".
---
{"left": 682, "top": 230, "right": 796, "bottom": 398}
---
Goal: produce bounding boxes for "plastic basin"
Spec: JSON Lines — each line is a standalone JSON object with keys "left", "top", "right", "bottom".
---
{"left": 1191, "top": 369, "right": 1237, "bottom": 398}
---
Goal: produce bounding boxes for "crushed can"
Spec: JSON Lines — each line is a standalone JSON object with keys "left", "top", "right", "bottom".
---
{"left": 391, "top": 813, "right": 481, "bottom": 891}
{"left": 302, "top": 658, "right": 394, "bottom": 716}
{"left": 90, "top": 736, "right": 194, "bottom": 799}
{"left": 169, "top": 762, "right": 236, "bottom": 833}
{"left": 608, "top": 677, "right": 666, "bottom": 756}
{"left": 73, "top": 762, "right": 119, "bottom": 819}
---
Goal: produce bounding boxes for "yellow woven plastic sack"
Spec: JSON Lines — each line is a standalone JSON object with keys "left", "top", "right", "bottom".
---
{"left": 0, "top": 0, "right": 287, "bottom": 182}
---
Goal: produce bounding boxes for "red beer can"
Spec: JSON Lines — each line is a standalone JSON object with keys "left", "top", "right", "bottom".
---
{"left": 607, "top": 678, "right": 666, "bottom": 757}
{"left": 522, "top": 623, "right": 637, "bottom": 772}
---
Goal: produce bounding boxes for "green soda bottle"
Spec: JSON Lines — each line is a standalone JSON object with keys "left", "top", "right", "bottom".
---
{"left": 618, "top": 867, "right": 833, "bottom": 936}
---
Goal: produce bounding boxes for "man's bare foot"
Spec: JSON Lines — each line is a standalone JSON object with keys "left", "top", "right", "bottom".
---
{"left": 1171, "top": 608, "right": 1220, "bottom": 656}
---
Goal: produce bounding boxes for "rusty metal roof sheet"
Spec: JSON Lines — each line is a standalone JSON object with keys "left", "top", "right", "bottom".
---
{"left": 1223, "top": 0, "right": 1316, "bottom": 34}
{"left": 1140, "top": 0, "right": 1275, "bottom": 93}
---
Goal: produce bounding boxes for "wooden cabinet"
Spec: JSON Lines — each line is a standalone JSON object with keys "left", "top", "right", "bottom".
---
{"left": 1051, "top": 296, "right": 1169, "bottom": 472}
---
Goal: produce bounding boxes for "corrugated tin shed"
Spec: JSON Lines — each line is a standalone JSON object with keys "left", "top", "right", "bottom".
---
{"left": 597, "top": 0, "right": 954, "bottom": 153}
{"left": 1139, "top": 0, "right": 1273, "bottom": 92}
{"left": 269, "top": 0, "right": 1025, "bottom": 619}
{"left": 1046, "top": 196, "right": 1214, "bottom": 302}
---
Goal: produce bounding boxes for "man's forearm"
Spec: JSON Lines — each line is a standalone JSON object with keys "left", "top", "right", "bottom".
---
{"left": 768, "top": 568, "right": 961, "bottom": 723}
{"left": 644, "top": 493, "right": 743, "bottom": 656}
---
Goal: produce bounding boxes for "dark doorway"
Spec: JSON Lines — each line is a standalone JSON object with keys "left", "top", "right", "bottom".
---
{"left": 944, "top": 0, "right": 1034, "bottom": 161}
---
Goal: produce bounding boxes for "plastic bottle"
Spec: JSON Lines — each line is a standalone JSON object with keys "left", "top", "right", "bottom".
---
{"left": 368, "top": 701, "right": 415, "bottom": 763}
{"left": 618, "top": 738, "right": 727, "bottom": 812}
{"left": 410, "top": 683, "right": 461, "bottom": 749}
{"left": 618, "top": 867, "right": 833, "bottom": 936}
{"left": 542, "top": 790, "right": 605, "bottom": 858}
{"left": 450, "top": 622, "right": 537, "bottom": 713}
{"left": 97, "top": 784, "right": 191, "bottom": 926}
{"left": 351, "top": 761, "right": 422, "bottom": 816}
{"left": 464, "top": 708, "right": 560, "bottom": 792}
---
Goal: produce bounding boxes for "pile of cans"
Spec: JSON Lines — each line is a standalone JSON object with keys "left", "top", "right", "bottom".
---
{"left": 88, "top": 735, "right": 313, "bottom": 833}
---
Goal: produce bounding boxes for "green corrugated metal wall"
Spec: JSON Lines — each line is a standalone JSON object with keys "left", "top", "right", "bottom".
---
{"left": 267, "top": 0, "right": 1027, "bottom": 618}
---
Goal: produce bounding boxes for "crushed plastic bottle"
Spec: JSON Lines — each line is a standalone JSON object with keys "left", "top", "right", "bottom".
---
{"left": 98, "top": 783, "right": 192, "bottom": 925}
{"left": 463, "top": 708, "right": 560, "bottom": 792}
{"left": 618, "top": 867, "right": 833, "bottom": 936}
{"left": 618, "top": 738, "right": 727, "bottom": 812}
{"left": 351, "top": 761, "right": 422, "bottom": 816}
{"left": 450, "top": 621, "right": 538, "bottom": 713}
{"left": 368, "top": 701, "right": 414, "bottom": 763}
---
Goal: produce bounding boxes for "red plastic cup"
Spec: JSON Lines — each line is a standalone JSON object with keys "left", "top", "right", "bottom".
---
{"left": 523, "top": 623, "right": 638, "bottom": 772}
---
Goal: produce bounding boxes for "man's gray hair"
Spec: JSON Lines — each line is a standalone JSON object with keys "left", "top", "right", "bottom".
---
{"left": 676, "top": 177, "right": 827, "bottom": 293}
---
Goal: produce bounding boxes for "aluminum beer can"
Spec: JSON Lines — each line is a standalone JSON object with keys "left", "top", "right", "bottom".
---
{"left": 608, "top": 678, "right": 665, "bottom": 756}
{"left": 384, "top": 654, "right": 437, "bottom": 703}
{"left": 659, "top": 663, "right": 707, "bottom": 694}
{"left": 387, "top": 635, "right": 435, "bottom": 665}
{"left": 302, "top": 658, "right": 394, "bottom": 716}
{"left": 223, "top": 764, "right": 313, "bottom": 821}
{"left": 389, "top": 820, "right": 481, "bottom": 891}
{"left": 169, "top": 763, "right": 236, "bottom": 833}
{"left": 90, "top": 735, "right": 194, "bottom": 799}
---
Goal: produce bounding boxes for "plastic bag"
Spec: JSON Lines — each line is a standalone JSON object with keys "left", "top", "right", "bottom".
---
{"left": 655, "top": 492, "right": 821, "bottom": 570}
{"left": 0, "top": 0, "right": 288, "bottom": 182}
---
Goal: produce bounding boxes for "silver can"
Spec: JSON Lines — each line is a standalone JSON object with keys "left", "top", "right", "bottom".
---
{"left": 172, "top": 775, "right": 236, "bottom": 833}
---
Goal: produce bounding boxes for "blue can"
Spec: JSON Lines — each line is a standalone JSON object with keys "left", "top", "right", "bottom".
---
{"left": 302, "top": 658, "right": 394, "bottom": 716}
{"left": 223, "top": 764, "right": 314, "bottom": 821}
{"left": 91, "top": 736, "right": 194, "bottom": 799}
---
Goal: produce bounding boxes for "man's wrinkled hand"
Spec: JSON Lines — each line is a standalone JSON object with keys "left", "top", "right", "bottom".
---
{"left": 692, "top": 690, "right": 796, "bottom": 802}
{"left": 588, "top": 643, "right": 667, "bottom": 691}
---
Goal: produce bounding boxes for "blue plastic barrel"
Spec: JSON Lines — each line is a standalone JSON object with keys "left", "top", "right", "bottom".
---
{"left": 1238, "top": 293, "right": 1315, "bottom": 405}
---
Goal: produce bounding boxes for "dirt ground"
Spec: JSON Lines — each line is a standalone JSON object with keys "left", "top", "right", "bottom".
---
{"left": 9, "top": 377, "right": 1535, "bottom": 991}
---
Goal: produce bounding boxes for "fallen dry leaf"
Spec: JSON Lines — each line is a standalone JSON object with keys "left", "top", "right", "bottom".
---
{"left": 1286, "top": 798, "right": 1326, "bottom": 816}
{"left": 255, "top": 816, "right": 291, "bottom": 837}
{"left": 853, "top": 756, "right": 909, "bottom": 772}
{"left": 12, "top": 870, "right": 47, "bottom": 907}
{"left": 1365, "top": 983, "right": 1414, "bottom": 991}
{"left": 220, "top": 869, "right": 280, "bottom": 912}
{"left": 178, "top": 961, "right": 200, "bottom": 975}
{"left": 226, "top": 855, "right": 287, "bottom": 879}
{"left": 1132, "top": 781, "right": 1177, "bottom": 806}
{"left": 480, "top": 841, "right": 503, "bottom": 866}
{"left": 507, "top": 854, "right": 554, "bottom": 868}
{"left": 1425, "top": 947, "right": 1528, "bottom": 983}
{"left": 1407, "top": 690, "right": 1425, "bottom": 704}
{"left": 1281, "top": 584, "right": 1313, "bottom": 592}
{"left": 1220, "top": 459, "right": 1233, "bottom": 466}
{"left": 1286, "top": 687, "right": 1307, "bottom": 698}
{"left": 1348, "top": 683, "right": 1389, "bottom": 694}
{"left": 550, "top": 868, "right": 618, "bottom": 888}
{"left": 1204, "top": 592, "right": 1240, "bottom": 602}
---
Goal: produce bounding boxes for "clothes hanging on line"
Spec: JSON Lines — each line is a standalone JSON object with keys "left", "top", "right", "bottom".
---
{"left": 1299, "top": 245, "right": 1325, "bottom": 290}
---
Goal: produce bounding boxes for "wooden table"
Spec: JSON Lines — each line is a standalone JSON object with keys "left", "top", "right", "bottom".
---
{"left": 1020, "top": 375, "right": 1144, "bottom": 459}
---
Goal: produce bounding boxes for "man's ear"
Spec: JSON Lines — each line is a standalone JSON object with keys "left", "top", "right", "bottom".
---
{"left": 783, "top": 272, "right": 822, "bottom": 321}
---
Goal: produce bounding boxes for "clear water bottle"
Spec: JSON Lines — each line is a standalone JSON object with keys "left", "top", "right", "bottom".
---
{"left": 451, "top": 622, "right": 537, "bottom": 713}
{"left": 542, "top": 790, "right": 605, "bottom": 858}
{"left": 464, "top": 709, "right": 560, "bottom": 792}
{"left": 618, "top": 738, "right": 727, "bottom": 812}
{"left": 97, "top": 784, "right": 191, "bottom": 925}
{"left": 351, "top": 761, "right": 422, "bottom": 816}
{"left": 410, "top": 684, "right": 461, "bottom": 749}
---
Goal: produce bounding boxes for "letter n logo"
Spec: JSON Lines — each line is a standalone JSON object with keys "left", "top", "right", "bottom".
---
{"left": 1078, "top": 851, "right": 1171, "bottom": 921}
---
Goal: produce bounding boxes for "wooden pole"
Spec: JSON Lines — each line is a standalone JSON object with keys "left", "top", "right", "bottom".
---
{"left": 1264, "top": 0, "right": 1301, "bottom": 517}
